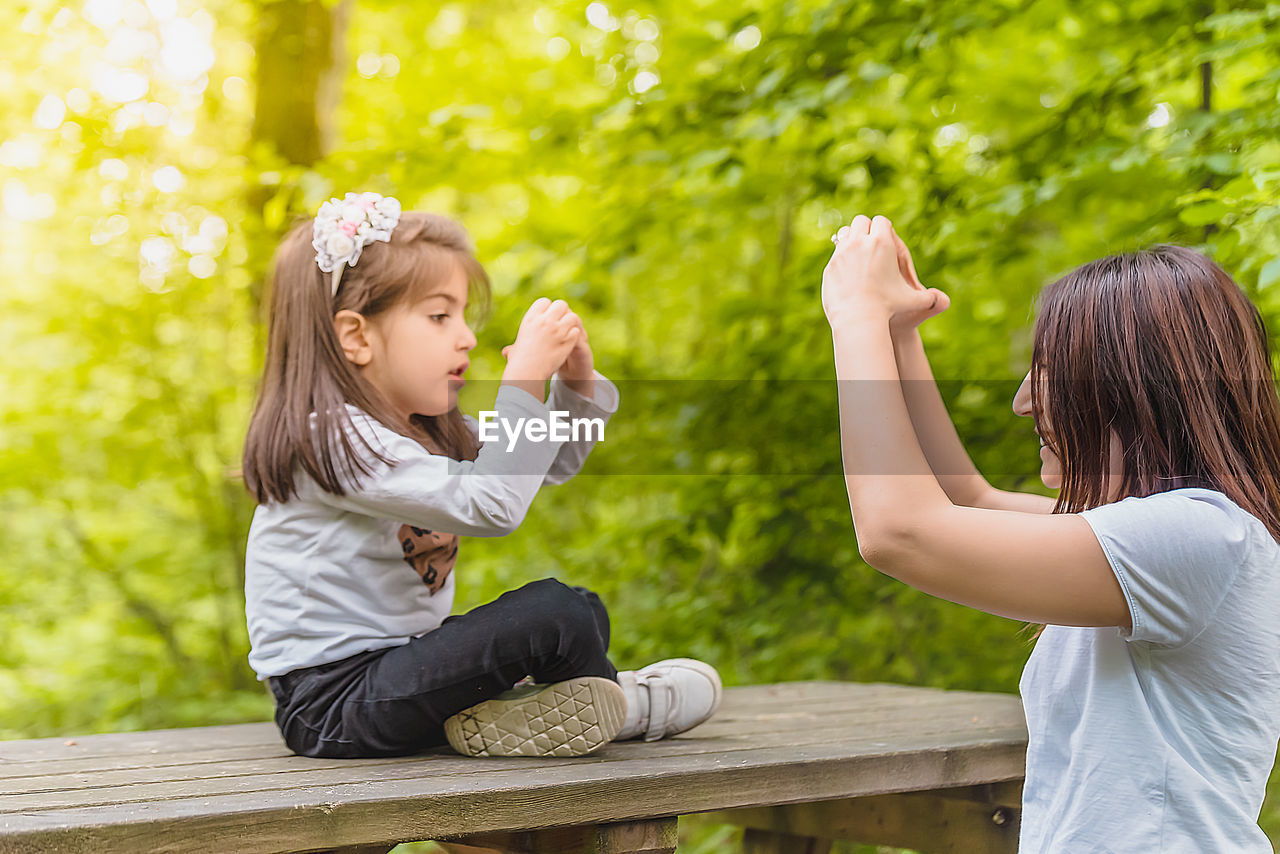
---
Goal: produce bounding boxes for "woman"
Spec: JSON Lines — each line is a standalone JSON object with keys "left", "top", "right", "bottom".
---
{"left": 823, "top": 215, "right": 1280, "bottom": 852}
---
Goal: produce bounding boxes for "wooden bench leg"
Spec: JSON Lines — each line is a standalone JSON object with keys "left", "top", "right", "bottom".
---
{"left": 459, "top": 818, "right": 679, "bottom": 854}
{"left": 710, "top": 783, "right": 1022, "bottom": 854}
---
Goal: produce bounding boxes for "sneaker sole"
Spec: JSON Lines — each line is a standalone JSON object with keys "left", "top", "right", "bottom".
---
{"left": 444, "top": 676, "right": 627, "bottom": 758}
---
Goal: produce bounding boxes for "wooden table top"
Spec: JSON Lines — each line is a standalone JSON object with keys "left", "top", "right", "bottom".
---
{"left": 0, "top": 681, "right": 1028, "bottom": 854}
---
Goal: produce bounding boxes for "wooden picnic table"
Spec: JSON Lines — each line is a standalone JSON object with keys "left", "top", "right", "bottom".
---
{"left": 0, "top": 681, "right": 1028, "bottom": 854}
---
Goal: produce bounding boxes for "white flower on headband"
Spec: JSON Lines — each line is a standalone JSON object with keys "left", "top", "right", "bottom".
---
{"left": 312, "top": 191, "right": 402, "bottom": 294}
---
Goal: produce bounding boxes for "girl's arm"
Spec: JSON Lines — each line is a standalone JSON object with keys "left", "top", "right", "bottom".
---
{"left": 826, "top": 216, "right": 1129, "bottom": 628}
{"left": 541, "top": 370, "right": 619, "bottom": 485}
{"left": 315, "top": 386, "right": 566, "bottom": 536}
{"left": 893, "top": 327, "right": 1055, "bottom": 514}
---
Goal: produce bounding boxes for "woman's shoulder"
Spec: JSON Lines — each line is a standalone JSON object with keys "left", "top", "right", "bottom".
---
{"left": 1105, "top": 486, "right": 1242, "bottom": 512}
{"left": 1089, "top": 487, "right": 1273, "bottom": 552}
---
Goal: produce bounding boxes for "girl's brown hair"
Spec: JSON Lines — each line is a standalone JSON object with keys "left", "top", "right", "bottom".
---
{"left": 243, "top": 210, "right": 491, "bottom": 504}
{"left": 1031, "top": 244, "right": 1280, "bottom": 541}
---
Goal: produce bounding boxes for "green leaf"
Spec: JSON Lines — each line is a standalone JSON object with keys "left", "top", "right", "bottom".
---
{"left": 1178, "top": 200, "right": 1230, "bottom": 227}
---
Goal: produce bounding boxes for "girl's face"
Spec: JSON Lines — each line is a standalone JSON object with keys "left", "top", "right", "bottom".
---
{"left": 1012, "top": 370, "right": 1125, "bottom": 500}
{"left": 361, "top": 263, "right": 476, "bottom": 418}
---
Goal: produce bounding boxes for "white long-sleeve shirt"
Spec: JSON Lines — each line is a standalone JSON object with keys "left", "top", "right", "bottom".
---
{"left": 245, "top": 372, "right": 620, "bottom": 679}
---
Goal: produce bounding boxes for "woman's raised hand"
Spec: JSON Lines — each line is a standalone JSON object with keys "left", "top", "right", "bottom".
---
{"left": 888, "top": 226, "right": 949, "bottom": 333}
{"left": 823, "top": 215, "right": 946, "bottom": 329}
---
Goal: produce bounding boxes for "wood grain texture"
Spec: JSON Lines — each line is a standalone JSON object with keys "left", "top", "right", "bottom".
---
{"left": 465, "top": 818, "right": 679, "bottom": 854}
{"left": 0, "top": 682, "right": 1027, "bottom": 854}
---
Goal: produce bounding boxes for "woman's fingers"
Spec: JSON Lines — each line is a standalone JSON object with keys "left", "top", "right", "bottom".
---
{"left": 890, "top": 225, "right": 923, "bottom": 289}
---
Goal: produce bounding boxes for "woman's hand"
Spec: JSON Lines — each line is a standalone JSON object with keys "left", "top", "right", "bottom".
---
{"left": 887, "top": 227, "right": 950, "bottom": 334}
{"left": 822, "top": 215, "right": 946, "bottom": 329}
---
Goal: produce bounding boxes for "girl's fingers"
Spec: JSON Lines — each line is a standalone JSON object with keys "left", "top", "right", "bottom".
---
{"left": 548, "top": 299, "right": 569, "bottom": 318}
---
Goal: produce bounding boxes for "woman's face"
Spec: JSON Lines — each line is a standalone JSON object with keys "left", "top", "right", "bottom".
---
{"left": 1012, "top": 369, "right": 1125, "bottom": 499}
{"left": 1012, "top": 370, "right": 1062, "bottom": 490}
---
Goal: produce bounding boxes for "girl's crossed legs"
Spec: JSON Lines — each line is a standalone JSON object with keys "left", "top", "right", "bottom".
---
{"left": 270, "top": 578, "right": 617, "bottom": 758}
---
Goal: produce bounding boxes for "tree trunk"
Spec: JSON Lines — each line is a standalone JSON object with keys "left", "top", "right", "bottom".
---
{"left": 247, "top": 0, "right": 351, "bottom": 315}
{"left": 252, "top": 0, "right": 350, "bottom": 167}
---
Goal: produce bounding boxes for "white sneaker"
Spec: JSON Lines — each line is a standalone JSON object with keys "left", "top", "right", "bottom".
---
{"left": 444, "top": 676, "right": 627, "bottom": 757}
{"left": 614, "top": 658, "right": 722, "bottom": 742}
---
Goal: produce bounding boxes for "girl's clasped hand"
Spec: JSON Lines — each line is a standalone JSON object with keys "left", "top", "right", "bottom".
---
{"left": 502, "top": 297, "right": 594, "bottom": 400}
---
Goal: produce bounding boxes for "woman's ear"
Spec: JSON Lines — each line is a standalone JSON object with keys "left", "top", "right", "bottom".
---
{"left": 333, "top": 309, "right": 374, "bottom": 366}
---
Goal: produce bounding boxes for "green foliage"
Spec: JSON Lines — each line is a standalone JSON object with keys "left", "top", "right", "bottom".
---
{"left": 4, "top": 0, "right": 1280, "bottom": 845}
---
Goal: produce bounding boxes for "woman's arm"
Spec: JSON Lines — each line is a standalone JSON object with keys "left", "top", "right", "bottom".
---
{"left": 893, "top": 327, "right": 1056, "bottom": 514}
{"left": 826, "top": 216, "right": 1128, "bottom": 627}
{"left": 885, "top": 229, "right": 1056, "bottom": 515}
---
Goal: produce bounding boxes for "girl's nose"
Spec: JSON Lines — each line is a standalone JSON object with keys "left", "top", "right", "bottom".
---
{"left": 1012, "top": 370, "right": 1033, "bottom": 417}
{"left": 460, "top": 324, "right": 477, "bottom": 351}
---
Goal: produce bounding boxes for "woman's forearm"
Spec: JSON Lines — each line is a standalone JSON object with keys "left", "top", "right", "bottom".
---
{"left": 832, "top": 317, "right": 948, "bottom": 554}
{"left": 892, "top": 327, "right": 993, "bottom": 507}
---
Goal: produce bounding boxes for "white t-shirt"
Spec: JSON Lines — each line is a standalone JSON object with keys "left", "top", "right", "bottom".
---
{"left": 245, "top": 373, "right": 619, "bottom": 680}
{"left": 1019, "top": 488, "right": 1280, "bottom": 853}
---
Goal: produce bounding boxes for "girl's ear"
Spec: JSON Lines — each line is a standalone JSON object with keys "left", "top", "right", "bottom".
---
{"left": 333, "top": 309, "right": 374, "bottom": 366}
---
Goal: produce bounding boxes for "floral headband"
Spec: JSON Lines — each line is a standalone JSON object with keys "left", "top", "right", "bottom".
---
{"left": 312, "top": 192, "right": 402, "bottom": 297}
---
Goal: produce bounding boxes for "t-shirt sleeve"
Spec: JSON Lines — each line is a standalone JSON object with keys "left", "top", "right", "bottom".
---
{"left": 309, "top": 385, "right": 566, "bottom": 536}
{"left": 541, "top": 369, "right": 620, "bottom": 485}
{"left": 1079, "top": 490, "right": 1255, "bottom": 648}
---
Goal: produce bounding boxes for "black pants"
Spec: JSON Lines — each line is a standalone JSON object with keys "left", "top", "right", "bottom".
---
{"left": 268, "top": 578, "right": 618, "bottom": 758}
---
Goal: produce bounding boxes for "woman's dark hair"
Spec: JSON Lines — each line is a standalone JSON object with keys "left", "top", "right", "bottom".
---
{"left": 243, "top": 211, "right": 492, "bottom": 504}
{"left": 1031, "top": 244, "right": 1280, "bottom": 541}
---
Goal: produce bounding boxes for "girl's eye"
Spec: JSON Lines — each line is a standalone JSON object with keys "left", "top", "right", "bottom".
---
{"left": 430, "top": 314, "right": 449, "bottom": 323}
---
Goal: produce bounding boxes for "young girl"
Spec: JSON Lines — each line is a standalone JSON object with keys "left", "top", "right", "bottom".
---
{"left": 242, "top": 193, "right": 720, "bottom": 759}
{"left": 823, "top": 216, "right": 1280, "bottom": 852}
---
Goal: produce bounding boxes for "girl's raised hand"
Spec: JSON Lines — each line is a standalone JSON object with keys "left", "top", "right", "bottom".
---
{"left": 501, "top": 313, "right": 596, "bottom": 399}
{"left": 501, "top": 298, "right": 581, "bottom": 402}
{"left": 822, "top": 215, "right": 941, "bottom": 329}
{"left": 557, "top": 317, "right": 596, "bottom": 399}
